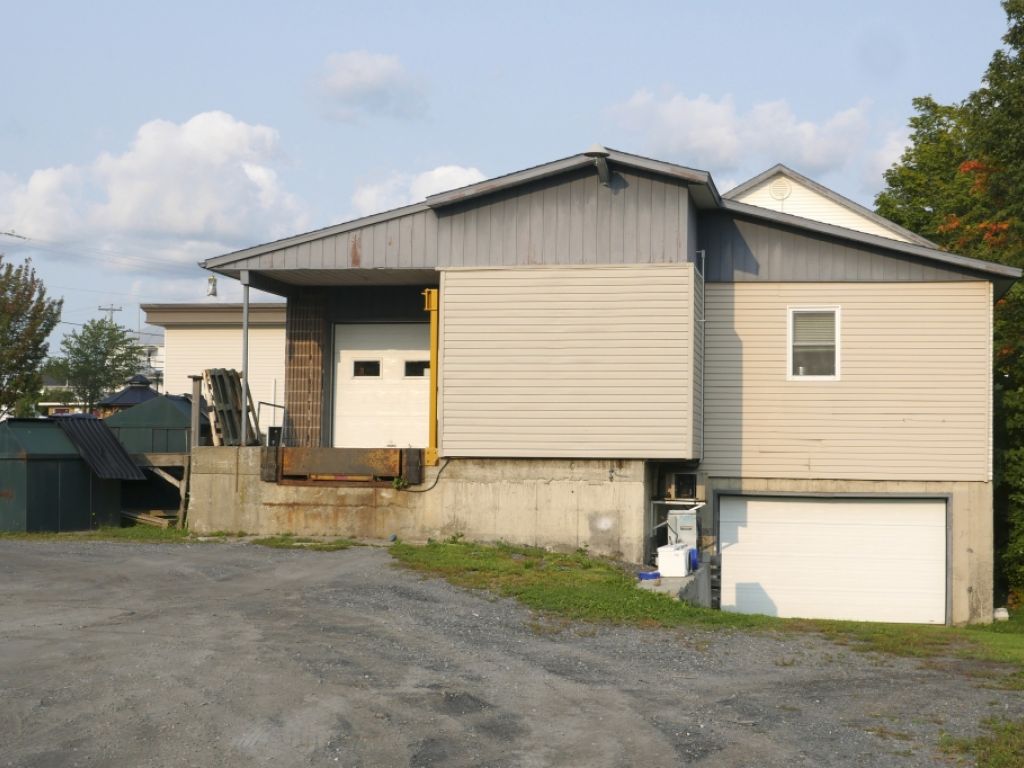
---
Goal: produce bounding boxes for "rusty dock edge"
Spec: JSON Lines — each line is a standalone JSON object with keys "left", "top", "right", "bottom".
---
{"left": 262, "top": 447, "right": 423, "bottom": 486}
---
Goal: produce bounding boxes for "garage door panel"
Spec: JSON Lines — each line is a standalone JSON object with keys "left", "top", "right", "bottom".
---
{"left": 333, "top": 324, "right": 429, "bottom": 449}
{"left": 720, "top": 496, "right": 946, "bottom": 624}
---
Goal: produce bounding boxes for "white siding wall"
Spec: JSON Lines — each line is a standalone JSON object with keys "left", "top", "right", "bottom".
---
{"left": 702, "top": 282, "right": 992, "bottom": 481}
{"left": 163, "top": 326, "right": 287, "bottom": 427}
{"left": 735, "top": 175, "right": 910, "bottom": 241}
{"left": 439, "top": 264, "right": 697, "bottom": 459}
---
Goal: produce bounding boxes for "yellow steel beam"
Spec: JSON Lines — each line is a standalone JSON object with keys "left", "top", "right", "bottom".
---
{"left": 423, "top": 288, "right": 439, "bottom": 466}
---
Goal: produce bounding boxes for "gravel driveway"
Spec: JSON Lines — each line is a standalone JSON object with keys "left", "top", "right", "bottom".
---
{"left": 1, "top": 539, "right": 1021, "bottom": 767}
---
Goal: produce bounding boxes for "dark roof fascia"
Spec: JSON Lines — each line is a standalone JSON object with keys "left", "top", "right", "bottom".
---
{"left": 723, "top": 164, "right": 935, "bottom": 247}
{"left": 722, "top": 198, "right": 1023, "bottom": 288}
{"left": 201, "top": 202, "right": 431, "bottom": 269}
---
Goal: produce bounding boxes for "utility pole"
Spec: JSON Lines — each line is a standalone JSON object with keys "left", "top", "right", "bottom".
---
{"left": 98, "top": 305, "right": 122, "bottom": 323}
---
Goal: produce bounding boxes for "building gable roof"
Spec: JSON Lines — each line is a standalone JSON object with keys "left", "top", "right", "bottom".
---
{"left": 200, "top": 149, "right": 1021, "bottom": 294}
{"left": 724, "top": 164, "right": 935, "bottom": 247}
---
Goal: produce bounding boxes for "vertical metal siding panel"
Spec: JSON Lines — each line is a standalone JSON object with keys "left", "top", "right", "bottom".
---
{"left": 366, "top": 222, "right": 382, "bottom": 267}
{"left": 556, "top": 182, "right": 571, "bottom": 263}
{"left": 583, "top": 177, "right": 598, "bottom": 264}
{"left": 542, "top": 187, "right": 557, "bottom": 264}
{"left": 487, "top": 201, "right": 501, "bottom": 266}
{"left": 637, "top": 176, "right": 652, "bottom": 263}
{"left": 425, "top": 211, "right": 438, "bottom": 267}
{"left": 516, "top": 193, "right": 531, "bottom": 265}
{"left": 663, "top": 185, "right": 680, "bottom": 263}
{"left": 399, "top": 215, "right": 413, "bottom": 268}
{"left": 610, "top": 176, "right": 626, "bottom": 263}
{"left": 452, "top": 211, "right": 466, "bottom": 267}
{"left": 568, "top": 177, "right": 584, "bottom": 264}
{"left": 597, "top": 184, "right": 612, "bottom": 263}
{"left": 464, "top": 208, "right": 478, "bottom": 266}
{"left": 336, "top": 233, "right": 349, "bottom": 269}
{"left": 477, "top": 203, "right": 491, "bottom": 264}
{"left": 385, "top": 219, "right": 400, "bottom": 268}
{"left": 309, "top": 239, "right": 323, "bottom": 269}
{"left": 622, "top": 172, "right": 639, "bottom": 263}
{"left": 529, "top": 189, "right": 543, "bottom": 264}
{"left": 409, "top": 212, "right": 423, "bottom": 268}
{"left": 502, "top": 197, "right": 517, "bottom": 266}
{"left": 650, "top": 179, "right": 666, "bottom": 263}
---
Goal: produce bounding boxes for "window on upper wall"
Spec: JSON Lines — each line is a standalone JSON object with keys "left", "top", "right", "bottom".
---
{"left": 788, "top": 307, "right": 840, "bottom": 380}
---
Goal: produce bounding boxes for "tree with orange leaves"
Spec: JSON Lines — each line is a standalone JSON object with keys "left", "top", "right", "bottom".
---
{"left": 877, "top": 0, "right": 1024, "bottom": 604}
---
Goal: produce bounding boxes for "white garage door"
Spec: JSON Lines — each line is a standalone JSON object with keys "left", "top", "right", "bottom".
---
{"left": 719, "top": 496, "right": 946, "bottom": 624}
{"left": 333, "top": 324, "right": 430, "bottom": 448}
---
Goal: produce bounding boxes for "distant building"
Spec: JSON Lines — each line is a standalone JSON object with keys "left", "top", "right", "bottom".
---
{"left": 142, "top": 303, "right": 286, "bottom": 429}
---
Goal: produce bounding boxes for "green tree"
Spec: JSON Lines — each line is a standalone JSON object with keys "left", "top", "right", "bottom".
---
{"left": 876, "top": 0, "right": 1024, "bottom": 602}
{"left": 0, "top": 255, "right": 63, "bottom": 418}
{"left": 50, "top": 319, "right": 143, "bottom": 411}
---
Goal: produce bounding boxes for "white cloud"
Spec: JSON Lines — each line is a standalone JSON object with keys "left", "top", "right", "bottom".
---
{"left": 319, "top": 51, "right": 426, "bottom": 121}
{"left": 351, "top": 165, "right": 486, "bottom": 217}
{"left": 0, "top": 111, "right": 309, "bottom": 271}
{"left": 609, "top": 89, "right": 871, "bottom": 177}
{"left": 863, "top": 127, "right": 909, "bottom": 189}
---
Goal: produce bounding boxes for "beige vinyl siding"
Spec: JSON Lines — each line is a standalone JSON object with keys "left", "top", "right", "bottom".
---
{"left": 163, "top": 326, "right": 287, "bottom": 427}
{"left": 702, "top": 282, "right": 991, "bottom": 481}
{"left": 735, "top": 174, "right": 910, "bottom": 242}
{"left": 439, "top": 264, "right": 697, "bottom": 459}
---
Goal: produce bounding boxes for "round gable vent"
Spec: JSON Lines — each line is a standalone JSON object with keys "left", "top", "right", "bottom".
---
{"left": 768, "top": 177, "right": 792, "bottom": 201}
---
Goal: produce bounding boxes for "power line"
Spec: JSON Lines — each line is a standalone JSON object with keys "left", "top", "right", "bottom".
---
{"left": 1, "top": 229, "right": 211, "bottom": 275}
{"left": 98, "top": 305, "right": 122, "bottom": 323}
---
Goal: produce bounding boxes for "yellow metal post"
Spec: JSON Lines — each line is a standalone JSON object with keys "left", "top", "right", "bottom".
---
{"left": 423, "top": 288, "right": 439, "bottom": 466}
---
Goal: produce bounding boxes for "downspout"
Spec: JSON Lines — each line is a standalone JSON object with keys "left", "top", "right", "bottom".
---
{"left": 423, "top": 288, "right": 439, "bottom": 466}
{"left": 240, "top": 269, "right": 250, "bottom": 446}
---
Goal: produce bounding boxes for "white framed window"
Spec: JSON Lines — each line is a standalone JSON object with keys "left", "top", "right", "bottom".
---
{"left": 787, "top": 306, "right": 840, "bottom": 380}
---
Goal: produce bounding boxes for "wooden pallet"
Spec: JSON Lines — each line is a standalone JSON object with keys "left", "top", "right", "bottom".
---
{"left": 122, "top": 510, "right": 177, "bottom": 529}
{"left": 203, "top": 368, "right": 261, "bottom": 446}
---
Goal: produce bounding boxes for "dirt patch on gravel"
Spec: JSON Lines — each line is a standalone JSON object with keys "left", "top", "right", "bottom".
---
{"left": 1, "top": 540, "right": 1021, "bottom": 767}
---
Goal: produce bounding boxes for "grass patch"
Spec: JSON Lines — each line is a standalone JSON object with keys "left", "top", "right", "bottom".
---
{"left": 251, "top": 533, "right": 356, "bottom": 552}
{"left": 390, "top": 539, "right": 1024, "bottom": 682}
{"left": 391, "top": 539, "right": 776, "bottom": 630}
{"left": 0, "top": 525, "right": 192, "bottom": 543}
{"left": 940, "top": 718, "right": 1024, "bottom": 767}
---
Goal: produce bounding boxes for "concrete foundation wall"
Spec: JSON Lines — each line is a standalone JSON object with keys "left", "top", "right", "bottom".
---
{"left": 187, "top": 448, "right": 647, "bottom": 562}
{"left": 704, "top": 476, "right": 993, "bottom": 625}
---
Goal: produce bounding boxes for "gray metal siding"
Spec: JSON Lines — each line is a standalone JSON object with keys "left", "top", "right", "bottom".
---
{"left": 436, "top": 168, "right": 691, "bottom": 267}
{"left": 700, "top": 211, "right": 980, "bottom": 284}
{"left": 226, "top": 170, "right": 693, "bottom": 275}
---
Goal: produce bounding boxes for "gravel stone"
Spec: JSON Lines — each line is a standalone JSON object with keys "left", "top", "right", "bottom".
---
{"left": 0, "top": 540, "right": 1021, "bottom": 767}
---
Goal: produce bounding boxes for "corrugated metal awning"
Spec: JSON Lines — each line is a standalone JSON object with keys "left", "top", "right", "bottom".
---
{"left": 52, "top": 415, "right": 146, "bottom": 480}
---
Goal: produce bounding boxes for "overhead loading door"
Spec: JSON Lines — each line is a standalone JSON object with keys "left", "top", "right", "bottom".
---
{"left": 719, "top": 496, "right": 946, "bottom": 624}
{"left": 333, "top": 324, "right": 430, "bottom": 448}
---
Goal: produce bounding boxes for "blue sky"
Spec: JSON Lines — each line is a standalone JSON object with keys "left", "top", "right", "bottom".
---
{"left": 0, "top": 1, "right": 1011, "bottom": 343}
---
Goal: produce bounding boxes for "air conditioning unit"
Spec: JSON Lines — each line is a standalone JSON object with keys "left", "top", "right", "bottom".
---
{"left": 666, "top": 509, "right": 698, "bottom": 549}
